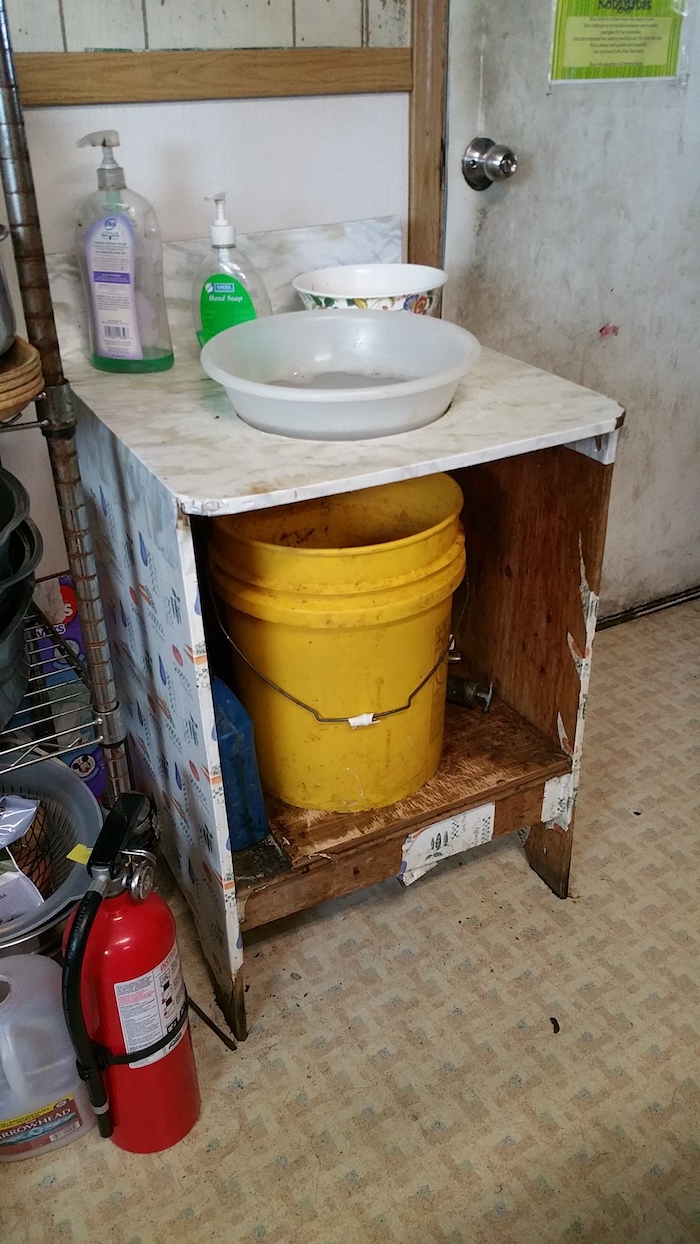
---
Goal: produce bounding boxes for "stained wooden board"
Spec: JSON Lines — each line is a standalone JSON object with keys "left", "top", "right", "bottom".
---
{"left": 408, "top": 0, "right": 449, "bottom": 267}
{"left": 264, "top": 698, "right": 570, "bottom": 867}
{"left": 16, "top": 47, "right": 412, "bottom": 108}
{"left": 237, "top": 780, "right": 567, "bottom": 934}
{"left": 453, "top": 449, "right": 614, "bottom": 752}
{"left": 238, "top": 833, "right": 406, "bottom": 932}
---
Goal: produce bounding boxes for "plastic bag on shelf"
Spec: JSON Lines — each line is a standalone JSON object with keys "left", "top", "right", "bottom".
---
{"left": 0, "top": 846, "right": 44, "bottom": 923}
{"left": 0, "top": 796, "right": 39, "bottom": 848}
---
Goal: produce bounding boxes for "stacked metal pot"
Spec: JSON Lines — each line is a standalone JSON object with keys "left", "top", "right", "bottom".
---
{"left": 0, "top": 466, "right": 42, "bottom": 730}
{"left": 0, "top": 238, "right": 46, "bottom": 729}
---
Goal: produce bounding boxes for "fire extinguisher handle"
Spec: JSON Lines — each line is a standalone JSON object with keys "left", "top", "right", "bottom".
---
{"left": 62, "top": 889, "right": 113, "bottom": 1138}
{"left": 89, "top": 792, "right": 154, "bottom": 878}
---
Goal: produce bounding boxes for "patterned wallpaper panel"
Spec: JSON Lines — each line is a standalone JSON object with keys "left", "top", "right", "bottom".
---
{"left": 7, "top": 0, "right": 410, "bottom": 53}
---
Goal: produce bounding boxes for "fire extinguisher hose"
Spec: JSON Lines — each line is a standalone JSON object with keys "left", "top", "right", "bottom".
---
{"left": 62, "top": 889, "right": 114, "bottom": 1138}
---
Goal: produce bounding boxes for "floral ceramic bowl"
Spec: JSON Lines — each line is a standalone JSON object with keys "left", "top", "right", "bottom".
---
{"left": 292, "top": 263, "right": 448, "bottom": 314}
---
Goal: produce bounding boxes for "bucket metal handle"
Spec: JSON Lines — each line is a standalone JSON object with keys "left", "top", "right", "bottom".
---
{"left": 210, "top": 571, "right": 469, "bottom": 728}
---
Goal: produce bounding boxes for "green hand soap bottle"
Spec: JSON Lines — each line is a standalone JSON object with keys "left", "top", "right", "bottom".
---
{"left": 193, "top": 192, "right": 271, "bottom": 347}
{"left": 75, "top": 130, "right": 174, "bottom": 373}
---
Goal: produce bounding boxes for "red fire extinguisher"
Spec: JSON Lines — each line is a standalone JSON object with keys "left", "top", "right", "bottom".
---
{"left": 62, "top": 793, "right": 200, "bottom": 1153}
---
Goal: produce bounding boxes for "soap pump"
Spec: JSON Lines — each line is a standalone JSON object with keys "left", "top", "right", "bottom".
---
{"left": 192, "top": 192, "right": 271, "bottom": 347}
{"left": 75, "top": 130, "right": 174, "bottom": 373}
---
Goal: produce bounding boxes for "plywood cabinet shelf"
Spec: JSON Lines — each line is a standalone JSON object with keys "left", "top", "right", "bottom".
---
{"left": 234, "top": 695, "right": 572, "bottom": 930}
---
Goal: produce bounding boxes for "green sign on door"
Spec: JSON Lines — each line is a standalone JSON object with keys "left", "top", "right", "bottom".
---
{"left": 550, "top": 0, "right": 686, "bottom": 81}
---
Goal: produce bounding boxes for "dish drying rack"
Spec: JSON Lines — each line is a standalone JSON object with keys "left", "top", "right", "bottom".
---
{"left": 0, "top": 606, "right": 103, "bottom": 778}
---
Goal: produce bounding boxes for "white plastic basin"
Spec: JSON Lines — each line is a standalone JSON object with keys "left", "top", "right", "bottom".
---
{"left": 200, "top": 310, "right": 480, "bottom": 441}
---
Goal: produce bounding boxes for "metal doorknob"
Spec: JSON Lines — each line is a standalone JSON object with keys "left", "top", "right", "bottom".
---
{"left": 462, "top": 137, "right": 518, "bottom": 191}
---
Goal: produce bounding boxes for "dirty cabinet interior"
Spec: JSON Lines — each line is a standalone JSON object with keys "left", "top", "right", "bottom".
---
{"left": 66, "top": 340, "right": 622, "bottom": 1040}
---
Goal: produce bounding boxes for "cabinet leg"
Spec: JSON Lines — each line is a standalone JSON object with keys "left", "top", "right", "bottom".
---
{"left": 208, "top": 964, "right": 249, "bottom": 1042}
{"left": 523, "top": 821, "right": 573, "bottom": 900}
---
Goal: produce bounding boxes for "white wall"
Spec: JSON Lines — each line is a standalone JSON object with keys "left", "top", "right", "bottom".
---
{"left": 2, "top": 92, "right": 409, "bottom": 574}
{"left": 444, "top": 0, "right": 700, "bottom": 614}
{"left": 21, "top": 94, "right": 409, "bottom": 253}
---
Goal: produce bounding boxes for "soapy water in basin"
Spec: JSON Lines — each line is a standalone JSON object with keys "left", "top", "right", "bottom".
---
{"left": 268, "top": 370, "right": 410, "bottom": 390}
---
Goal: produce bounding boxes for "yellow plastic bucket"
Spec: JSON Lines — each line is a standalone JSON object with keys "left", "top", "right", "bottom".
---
{"left": 209, "top": 475, "right": 465, "bottom": 812}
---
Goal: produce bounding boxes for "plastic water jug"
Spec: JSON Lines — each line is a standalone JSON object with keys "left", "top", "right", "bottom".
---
{"left": 0, "top": 954, "right": 95, "bottom": 1161}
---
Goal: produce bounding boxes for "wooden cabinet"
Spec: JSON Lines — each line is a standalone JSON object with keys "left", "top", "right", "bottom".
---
{"left": 70, "top": 344, "right": 622, "bottom": 1039}
{"left": 230, "top": 442, "right": 615, "bottom": 931}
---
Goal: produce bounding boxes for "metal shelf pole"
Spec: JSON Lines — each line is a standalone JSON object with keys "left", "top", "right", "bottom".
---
{"left": 0, "top": 2, "right": 130, "bottom": 803}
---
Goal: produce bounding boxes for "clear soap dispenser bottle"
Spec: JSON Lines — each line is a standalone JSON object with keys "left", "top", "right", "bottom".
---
{"left": 192, "top": 192, "right": 271, "bottom": 347}
{"left": 75, "top": 130, "right": 174, "bottom": 372}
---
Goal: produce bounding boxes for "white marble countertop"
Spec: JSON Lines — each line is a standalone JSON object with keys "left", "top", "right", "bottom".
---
{"left": 66, "top": 328, "right": 623, "bottom": 516}
{"left": 48, "top": 223, "right": 623, "bottom": 516}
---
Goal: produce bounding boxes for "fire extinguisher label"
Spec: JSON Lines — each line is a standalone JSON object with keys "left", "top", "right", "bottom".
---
{"left": 114, "top": 942, "right": 188, "bottom": 1069}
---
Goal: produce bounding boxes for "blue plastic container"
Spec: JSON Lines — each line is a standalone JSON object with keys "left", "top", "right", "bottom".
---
{"left": 212, "top": 676, "right": 268, "bottom": 852}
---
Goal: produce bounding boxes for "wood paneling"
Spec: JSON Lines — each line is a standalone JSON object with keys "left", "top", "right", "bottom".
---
{"left": 408, "top": 0, "right": 449, "bottom": 266}
{"left": 208, "top": 962, "right": 249, "bottom": 1042}
{"left": 453, "top": 449, "right": 614, "bottom": 899}
{"left": 15, "top": 46, "right": 412, "bottom": 107}
{"left": 523, "top": 819, "right": 575, "bottom": 901}
{"left": 493, "top": 784, "right": 553, "bottom": 839}
{"left": 454, "top": 450, "right": 614, "bottom": 750}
